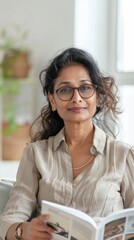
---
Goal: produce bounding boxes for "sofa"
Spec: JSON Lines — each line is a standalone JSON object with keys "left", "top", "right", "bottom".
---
{"left": 0, "top": 180, "right": 13, "bottom": 240}
{"left": 0, "top": 180, "right": 13, "bottom": 214}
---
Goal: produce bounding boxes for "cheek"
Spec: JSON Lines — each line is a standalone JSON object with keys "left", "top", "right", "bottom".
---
{"left": 88, "top": 96, "right": 97, "bottom": 107}
{"left": 87, "top": 97, "right": 98, "bottom": 115}
{"left": 56, "top": 102, "right": 66, "bottom": 116}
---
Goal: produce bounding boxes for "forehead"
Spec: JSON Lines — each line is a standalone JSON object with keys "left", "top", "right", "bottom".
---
{"left": 55, "top": 64, "right": 92, "bottom": 85}
{"left": 58, "top": 64, "right": 89, "bottom": 76}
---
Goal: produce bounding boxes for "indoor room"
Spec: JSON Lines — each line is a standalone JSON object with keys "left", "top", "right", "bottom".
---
{"left": 0, "top": 1, "right": 134, "bottom": 240}
{"left": 0, "top": 0, "right": 134, "bottom": 179}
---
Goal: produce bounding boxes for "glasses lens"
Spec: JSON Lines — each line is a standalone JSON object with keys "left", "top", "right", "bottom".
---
{"left": 56, "top": 87, "right": 73, "bottom": 100}
{"left": 56, "top": 85, "right": 96, "bottom": 101}
{"left": 79, "top": 85, "right": 95, "bottom": 98}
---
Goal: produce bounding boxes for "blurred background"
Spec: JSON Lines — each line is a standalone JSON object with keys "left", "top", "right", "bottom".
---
{"left": 0, "top": 0, "right": 134, "bottom": 178}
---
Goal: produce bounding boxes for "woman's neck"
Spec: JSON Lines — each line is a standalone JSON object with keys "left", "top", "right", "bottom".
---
{"left": 64, "top": 122, "right": 94, "bottom": 146}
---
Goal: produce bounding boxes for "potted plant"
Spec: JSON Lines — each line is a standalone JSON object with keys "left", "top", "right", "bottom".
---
{"left": 0, "top": 80, "right": 31, "bottom": 160}
{"left": 0, "top": 80, "right": 21, "bottom": 135}
{"left": 0, "top": 26, "right": 32, "bottom": 160}
{"left": 0, "top": 25, "right": 31, "bottom": 79}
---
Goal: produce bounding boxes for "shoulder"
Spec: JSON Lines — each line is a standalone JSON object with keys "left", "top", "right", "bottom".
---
{"left": 107, "top": 136, "right": 133, "bottom": 158}
{"left": 24, "top": 128, "right": 65, "bottom": 153}
{"left": 105, "top": 137, "right": 134, "bottom": 173}
{"left": 25, "top": 139, "right": 48, "bottom": 148}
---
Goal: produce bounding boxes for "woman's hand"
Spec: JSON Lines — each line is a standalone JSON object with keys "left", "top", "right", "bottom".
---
{"left": 22, "top": 214, "right": 55, "bottom": 240}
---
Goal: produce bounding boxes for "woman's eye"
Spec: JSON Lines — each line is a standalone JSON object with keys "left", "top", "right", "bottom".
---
{"left": 80, "top": 85, "right": 92, "bottom": 91}
{"left": 59, "top": 87, "right": 72, "bottom": 94}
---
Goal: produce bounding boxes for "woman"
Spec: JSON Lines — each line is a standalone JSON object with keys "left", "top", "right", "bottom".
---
{"left": 0, "top": 47, "right": 134, "bottom": 240}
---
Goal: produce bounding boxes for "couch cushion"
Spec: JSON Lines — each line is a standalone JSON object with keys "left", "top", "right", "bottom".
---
{"left": 0, "top": 181, "right": 13, "bottom": 215}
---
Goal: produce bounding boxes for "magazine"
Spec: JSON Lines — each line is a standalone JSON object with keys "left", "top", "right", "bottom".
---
{"left": 41, "top": 200, "right": 134, "bottom": 240}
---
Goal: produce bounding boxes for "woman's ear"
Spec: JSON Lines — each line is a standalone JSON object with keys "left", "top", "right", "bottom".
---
{"left": 96, "top": 93, "right": 100, "bottom": 107}
{"left": 48, "top": 93, "right": 56, "bottom": 111}
{"left": 96, "top": 94, "right": 104, "bottom": 108}
{"left": 96, "top": 97, "right": 100, "bottom": 108}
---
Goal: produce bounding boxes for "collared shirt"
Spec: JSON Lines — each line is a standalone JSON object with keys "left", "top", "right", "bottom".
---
{"left": 0, "top": 124, "right": 134, "bottom": 239}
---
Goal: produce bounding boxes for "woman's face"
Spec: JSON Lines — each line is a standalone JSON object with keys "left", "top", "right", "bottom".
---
{"left": 48, "top": 64, "right": 98, "bottom": 125}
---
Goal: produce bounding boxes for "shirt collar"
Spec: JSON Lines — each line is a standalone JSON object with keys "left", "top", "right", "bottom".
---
{"left": 53, "top": 128, "right": 66, "bottom": 151}
{"left": 53, "top": 124, "right": 107, "bottom": 155}
{"left": 92, "top": 124, "right": 107, "bottom": 155}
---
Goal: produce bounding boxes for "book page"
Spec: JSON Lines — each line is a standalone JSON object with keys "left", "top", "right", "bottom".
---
{"left": 42, "top": 200, "right": 97, "bottom": 240}
{"left": 96, "top": 208, "right": 134, "bottom": 240}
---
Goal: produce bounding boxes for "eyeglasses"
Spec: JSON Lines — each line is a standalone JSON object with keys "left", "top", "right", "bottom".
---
{"left": 53, "top": 84, "right": 97, "bottom": 101}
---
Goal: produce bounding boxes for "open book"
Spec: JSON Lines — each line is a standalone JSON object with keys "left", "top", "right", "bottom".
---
{"left": 41, "top": 200, "right": 134, "bottom": 240}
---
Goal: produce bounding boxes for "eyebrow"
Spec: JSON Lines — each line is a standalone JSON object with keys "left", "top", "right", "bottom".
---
{"left": 57, "top": 79, "right": 92, "bottom": 88}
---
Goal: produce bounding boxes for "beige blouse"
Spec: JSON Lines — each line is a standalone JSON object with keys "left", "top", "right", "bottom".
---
{"left": 0, "top": 124, "right": 134, "bottom": 239}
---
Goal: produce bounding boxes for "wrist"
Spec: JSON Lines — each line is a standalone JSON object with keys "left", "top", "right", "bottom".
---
{"left": 15, "top": 222, "right": 24, "bottom": 240}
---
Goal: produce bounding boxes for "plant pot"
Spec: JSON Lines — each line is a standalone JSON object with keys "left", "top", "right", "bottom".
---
{"left": 1, "top": 50, "right": 31, "bottom": 79}
{"left": 2, "top": 123, "right": 30, "bottom": 160}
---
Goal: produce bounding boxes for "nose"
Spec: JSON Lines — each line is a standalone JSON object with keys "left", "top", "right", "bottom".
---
{"left": 70, "top": 88, "right": 82, "bottom": 103}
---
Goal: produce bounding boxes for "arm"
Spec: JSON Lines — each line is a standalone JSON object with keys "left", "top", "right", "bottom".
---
{"left": 121, "top": 146, "right": 134, "bottom": 208}
{"left": 0, "top": 143, "right": 40, "bottom": 239}
{"left": 6, "top": 215, "right": 55, "bottom": 240}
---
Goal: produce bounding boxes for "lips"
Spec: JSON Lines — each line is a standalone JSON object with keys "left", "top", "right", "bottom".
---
{"left": 68, "top": 107, "right": 86, "bottom": 112}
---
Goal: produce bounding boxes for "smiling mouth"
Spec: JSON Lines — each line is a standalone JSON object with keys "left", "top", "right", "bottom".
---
{"left": 68, "top": 107, "right": 86, "bottom": 112}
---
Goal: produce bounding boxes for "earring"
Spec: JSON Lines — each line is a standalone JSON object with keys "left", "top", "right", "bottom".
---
{"left": 52, "top": 107, "right": 56, "bottom": 112}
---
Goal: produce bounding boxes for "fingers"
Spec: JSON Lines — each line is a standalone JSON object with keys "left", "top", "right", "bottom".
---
{"left": 32, "top": 214, "right": 55, "bottom": 232}
{"left": 22, "top": 215, "right": 56, "bottom": 240}
{"left": 32, "top": 214, "right": 49, "bottom": 224}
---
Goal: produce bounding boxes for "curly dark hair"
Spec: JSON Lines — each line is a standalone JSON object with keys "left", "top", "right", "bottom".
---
{"left": 30, "top": 47, "right": 120, "bottom": 142}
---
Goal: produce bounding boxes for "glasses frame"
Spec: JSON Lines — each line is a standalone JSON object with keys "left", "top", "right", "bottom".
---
{"left": 53, "top": 84, "right": 97, "bottom": 101}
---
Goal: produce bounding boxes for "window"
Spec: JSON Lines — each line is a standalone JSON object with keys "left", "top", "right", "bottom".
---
{"left": 74, "top": 0, "right": 134, "bottom": 144}
{"left": 114, "top": 0, "right": 134, "bottom": 144}
{"left": 117, "top": 0, "right": 134, "bottom": 72}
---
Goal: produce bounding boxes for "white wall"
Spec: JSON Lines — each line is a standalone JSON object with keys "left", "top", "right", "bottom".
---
{"left": 0, "top": 0, "right": 113, "bottom": 116}
{"left": 0, "top": 0, "right": 75, "bottom": 116}
{"left": 74, "top": 0, "right": 110, "bottom": 73}
{"left": 0, "top": 0, "right": 75, "bottom": 66}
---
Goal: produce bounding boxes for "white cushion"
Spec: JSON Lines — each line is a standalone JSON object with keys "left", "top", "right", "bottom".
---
{"left": 0, "top": 180, "right": 13, "bottom": 215}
